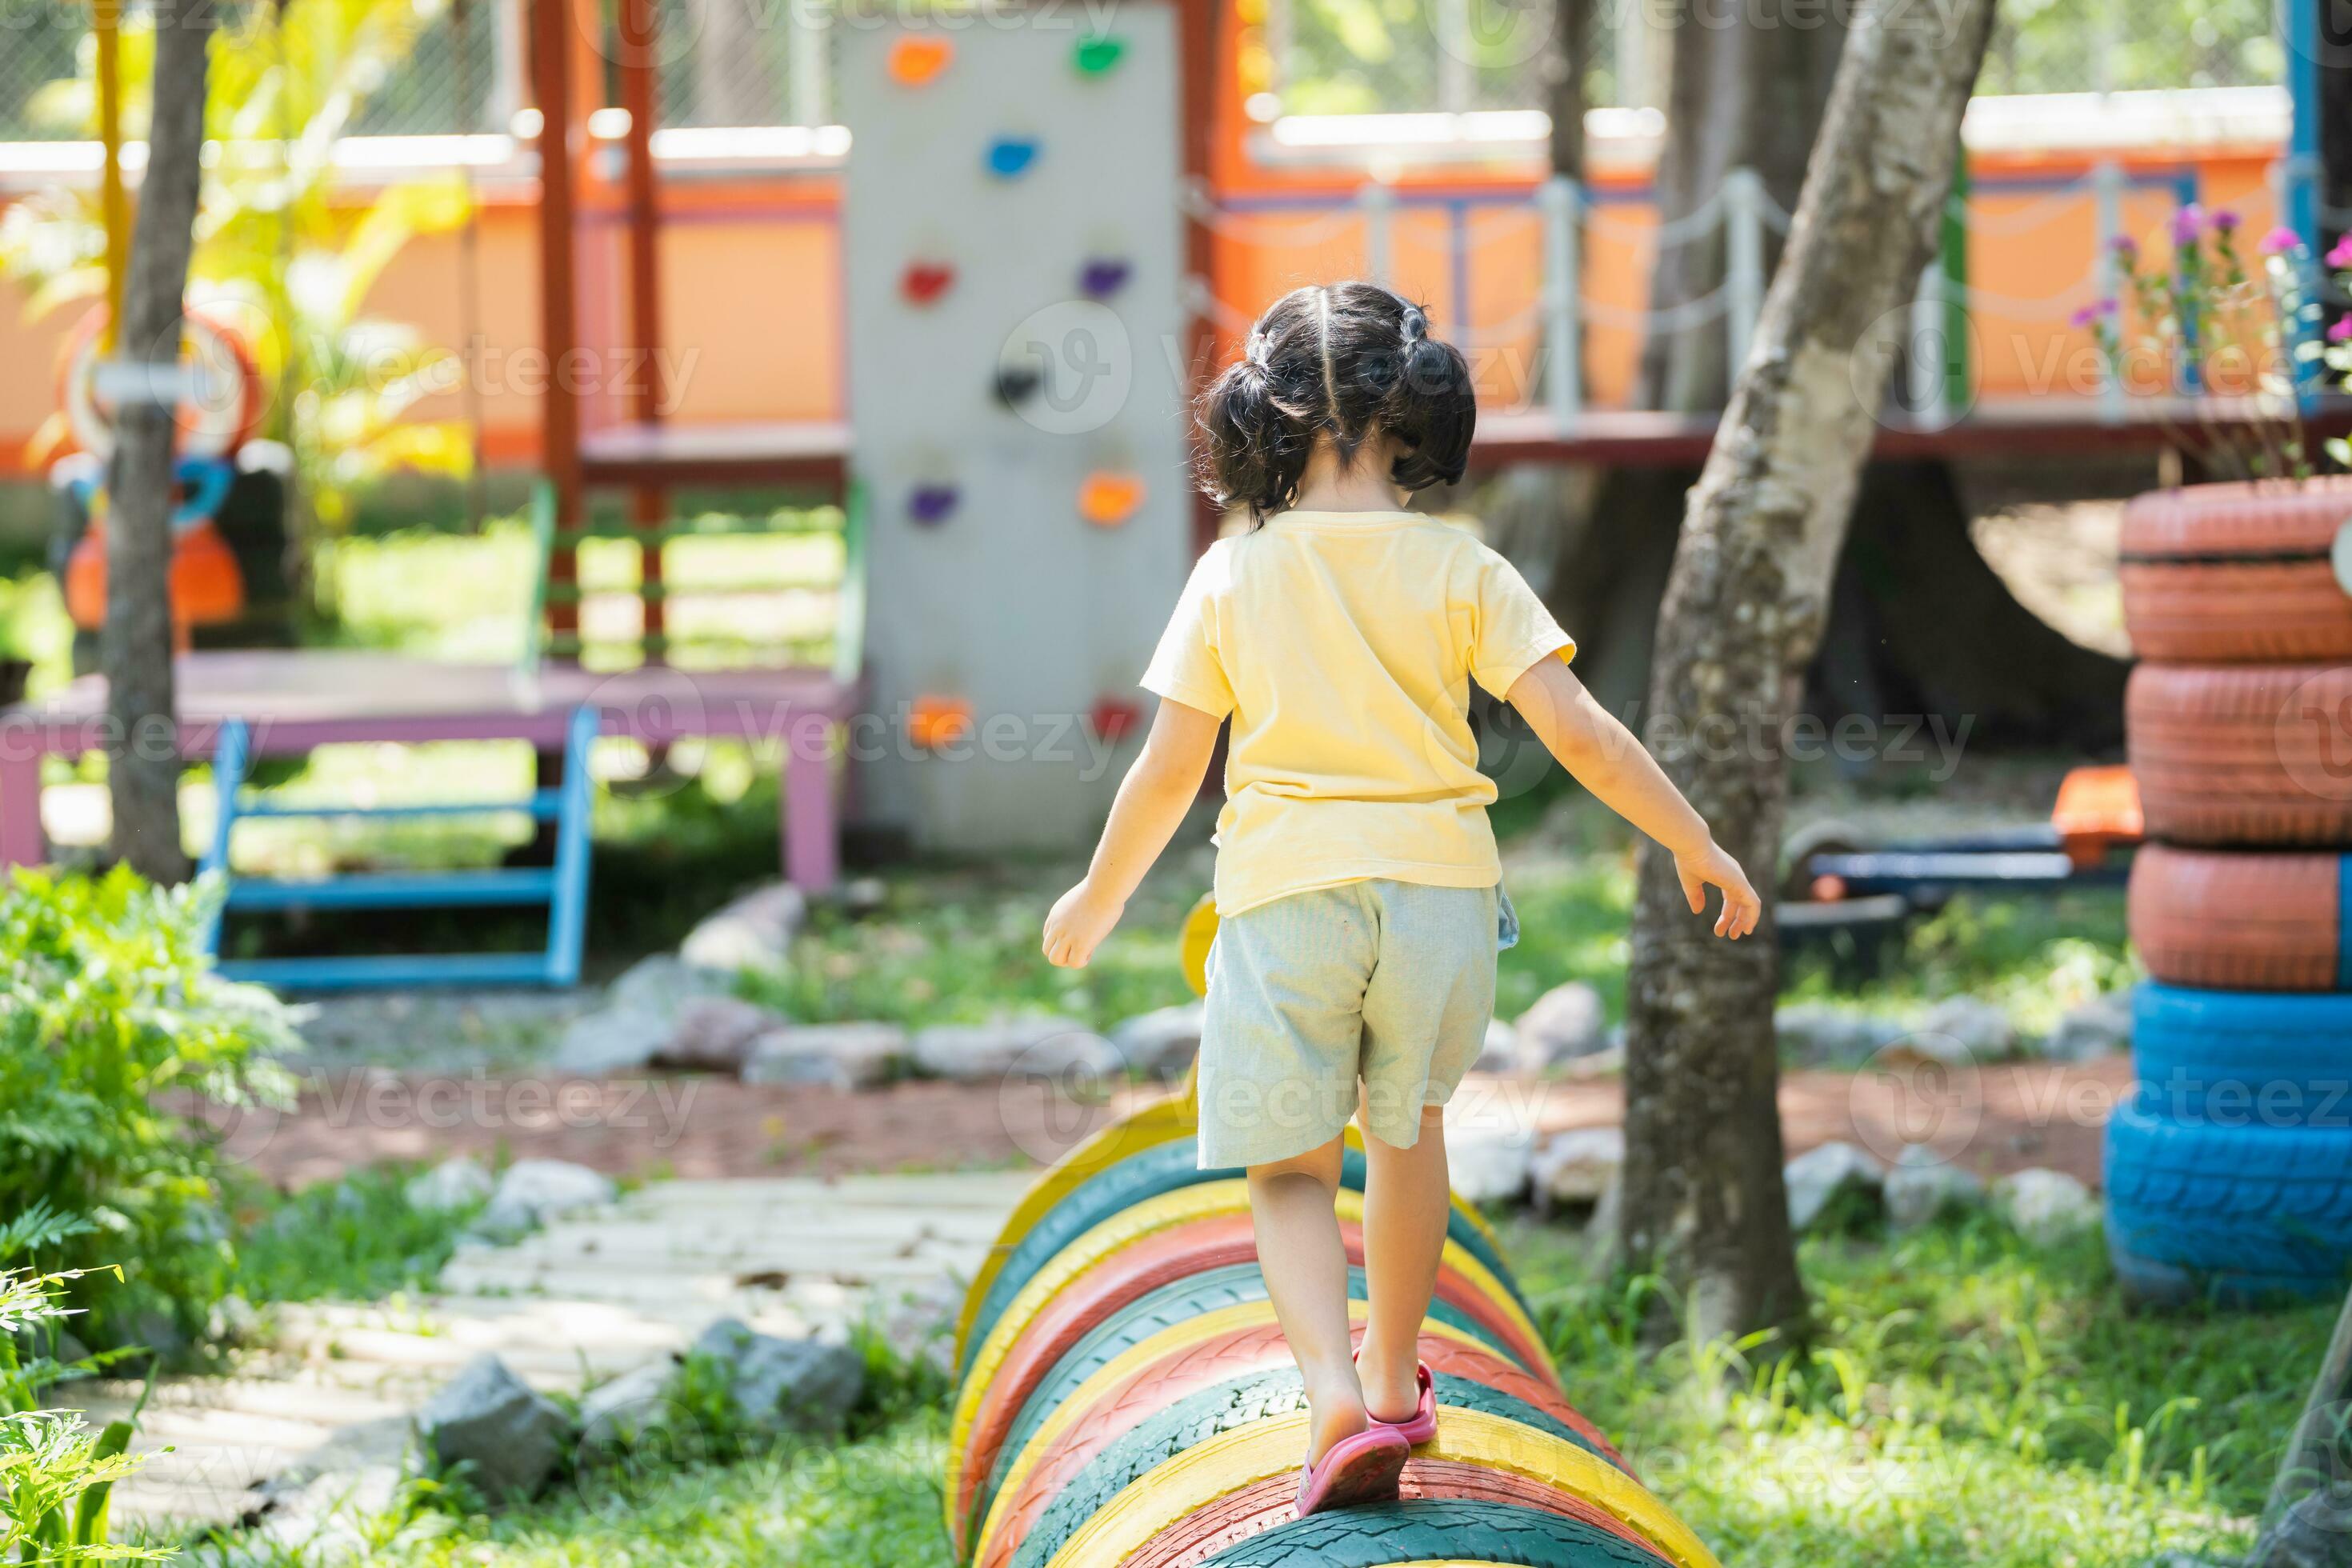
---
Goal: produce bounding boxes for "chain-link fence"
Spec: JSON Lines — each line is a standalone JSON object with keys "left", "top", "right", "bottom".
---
{"left": 0, "top": 2, "right": 98, "bottom": 140}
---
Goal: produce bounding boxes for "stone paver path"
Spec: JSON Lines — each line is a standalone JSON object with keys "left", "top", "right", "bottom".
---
{"left": 78, "top": 1172, "right": 1033, "bottom": 1531}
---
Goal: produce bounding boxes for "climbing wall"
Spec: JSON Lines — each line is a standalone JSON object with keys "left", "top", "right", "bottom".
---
{"left": 841, "top": 12, "right": 1192, "bottom": 850}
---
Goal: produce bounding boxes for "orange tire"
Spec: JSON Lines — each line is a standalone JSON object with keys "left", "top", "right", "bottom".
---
{"left": 2130, "top": 843, "right": 2346, "bottom": 990}
{"left": 2120, "top": 481, "right": 2352, "bottom": 662}
{"left": 2126, "top": 662, "right": 2352, "bottom": 846}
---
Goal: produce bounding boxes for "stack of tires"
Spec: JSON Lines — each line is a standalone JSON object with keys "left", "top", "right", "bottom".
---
{"left": 949, "top": 1091, "right": 1719, "bottom": 1568}
{"left": 2112, "top": 480, "right": 2352, "bottom": 1302}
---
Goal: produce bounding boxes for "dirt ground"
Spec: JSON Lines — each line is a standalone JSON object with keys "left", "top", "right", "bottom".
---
{"left": 232, "top": 1054, "right": 2134, "bottom": 1193}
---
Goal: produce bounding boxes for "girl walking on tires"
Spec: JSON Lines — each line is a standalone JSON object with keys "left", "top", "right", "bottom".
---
{"left": 1042, "top": 282, "right": 1761, "bottom": 1516}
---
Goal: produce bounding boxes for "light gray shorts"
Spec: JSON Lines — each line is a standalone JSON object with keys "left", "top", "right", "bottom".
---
{"left": 1197, "top": 879, "right": 1500, "bottom": 1170}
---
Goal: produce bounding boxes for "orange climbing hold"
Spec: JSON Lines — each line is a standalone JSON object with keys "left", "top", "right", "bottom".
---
{"left": 888, "top": 34, "right": 954, "bottom": 86}
{"left": 1078, "top": 471, "right": 1145, "bottom": 526}
{"left": 908, "top": 694, "right": 974, "bottom": 750}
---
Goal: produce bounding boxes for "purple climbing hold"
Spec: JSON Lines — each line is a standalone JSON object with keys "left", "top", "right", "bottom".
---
{"left": 1079, "top": 258, "right": 1131, "bottom": 299}
{"left": 909, "top": 484, "right": 960, "bottom": 526}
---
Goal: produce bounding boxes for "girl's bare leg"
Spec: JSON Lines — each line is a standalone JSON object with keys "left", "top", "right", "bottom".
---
{"left": 1356, "top": 1102, "right": 1449, "bottom": 1422}
{"left": 1246, "top": 1134, "right": 1365, "bottom": 1464}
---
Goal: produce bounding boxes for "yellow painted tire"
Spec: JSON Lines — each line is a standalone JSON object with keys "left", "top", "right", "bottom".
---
{"left": 1036, "top": 1408, "right": 1714, "bottom": 1568}
{"left": 1181, "top": 892, "right": 1220, "bottom": 998}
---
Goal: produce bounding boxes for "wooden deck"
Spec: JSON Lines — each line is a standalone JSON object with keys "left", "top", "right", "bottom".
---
{"left": 571, "top": 396, "right": 2352, "bottom": 491}
{"left": 0, "top": 650, "right": 860, "bottom": 888}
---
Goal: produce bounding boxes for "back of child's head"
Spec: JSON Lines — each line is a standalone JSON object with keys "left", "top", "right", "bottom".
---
{"left": 1196, "top": 281, "right": 1476, "bottom": 519}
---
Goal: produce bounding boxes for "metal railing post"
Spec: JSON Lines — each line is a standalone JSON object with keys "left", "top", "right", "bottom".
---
{"left": 1908, "top": 261, "right": 1947, "bottom": 426}
{"left": 1540, "top": 174, "right": 1583, "bottom": 425}
{"left": 2092, "top": 158, "right": 2126, "bottom": 424}
{"left": 1361, "top": 178, "right": 1394, "bottom": 286}
{"left": 1722, "top": 167, "right": 1764, "bottom": 381}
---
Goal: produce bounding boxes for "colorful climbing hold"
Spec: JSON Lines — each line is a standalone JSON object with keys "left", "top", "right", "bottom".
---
{"left": 907, "top": 694, "right": 975, "bottom": 751}
{"left": 1078, "top": 471, "right": 1146, "bottom": 526}
{"left": 1091, "top": 695, "right": 1142, "bottom": 745}
{"left": 908, "top": 483, "right": 961, "bottom": 526}
{"left": 1074, "top": 35, "right": 1126, "bottom": 75}
{"left": 986, "top": 137, "right": 1040, "bottom": 179}
{"left": 993, "top": 363, "right": 1043, "bottom": 408}
{"left": 888, "top": 34, "right": 954, "bottom": 86}
{"left": 901, "top": 262, "right": 956, "bottom": 306}
{"left": 1078, "top": 258, "right": 1131, "bottom": 299}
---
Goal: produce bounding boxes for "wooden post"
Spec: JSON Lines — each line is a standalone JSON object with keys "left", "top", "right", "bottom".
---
{"left": 532, "top": 0, "right": 583, "bottom": 642}
{"left": 617, "top": 0, "right": 666, "bottom": 650}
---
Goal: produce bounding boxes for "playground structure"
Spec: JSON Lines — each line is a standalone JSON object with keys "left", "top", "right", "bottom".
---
{"left": 946, "top": 1080, "right": 1715, "bottom": 1568}
{"left": 2, "top": 0, "right": 2350, "bottom": 887}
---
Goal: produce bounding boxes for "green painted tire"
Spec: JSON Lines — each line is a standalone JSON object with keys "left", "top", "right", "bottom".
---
{"left": 1198, "top": 1500, "right": 1674, "bottom": 1567}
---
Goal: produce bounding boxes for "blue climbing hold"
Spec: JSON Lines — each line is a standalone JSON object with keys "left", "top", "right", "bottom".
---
{"left": 909, "top": 484, "right": 961, "bottom": 526}
{"left": 1079, "top": 258, "right": 1131, "bottom": 299}
{"left": 986, "top": 137, "right": 1039, "bottom": 179}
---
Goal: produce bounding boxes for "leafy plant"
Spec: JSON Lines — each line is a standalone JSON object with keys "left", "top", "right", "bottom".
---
{"left": 0, "top": 0, "right": 476, "bottom": 542}
{"left": 0, "top": 867, "right": 298, "bottom": 1354}
{"left": 2086, "top": 206, "right": 2322, "bottom": 480}
{"left": 0, "top": 1206, "right": 158, "bottom": 1568}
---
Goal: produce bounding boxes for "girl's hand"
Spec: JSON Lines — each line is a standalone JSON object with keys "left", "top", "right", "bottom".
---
{"left": 1675, "top": 842, "right": 1762, "bottom": 940}
{"left": 1044, "top": 879, "right": 1126, "bottom": 968}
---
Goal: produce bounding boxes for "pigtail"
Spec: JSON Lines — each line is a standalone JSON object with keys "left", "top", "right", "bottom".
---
{"left": 1195, "top": 354, "right": 1314, "bottom": 519}
{"left": 1382, "top": 302, "right": 1477, "bottom": 493}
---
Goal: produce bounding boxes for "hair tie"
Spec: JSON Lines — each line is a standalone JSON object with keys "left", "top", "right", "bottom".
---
{"left": 1399, "top": 305, "right": 1428, "bottom": 346}
{"left": 1244, "top": 326, "right": 1270, "bottom": 366}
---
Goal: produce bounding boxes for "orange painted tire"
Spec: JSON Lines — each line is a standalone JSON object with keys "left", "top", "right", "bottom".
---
{"left": 2120, "top": 481, "right": 2352, "bottom": 662}
{"left": 2126, "top": 662, "right": 2352, "bottom": 846}
{"left": 978, "top": 1323, "right": 1630, "bottom": 1568}
{"left": 957, "top": 1216, "right": 1556, "bottom": 1545}
{"left": 2129, "top": 844, "right": 2346, "bottom": 990}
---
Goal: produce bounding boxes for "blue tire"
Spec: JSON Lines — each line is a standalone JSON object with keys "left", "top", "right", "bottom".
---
{"left": 2104, "top": 1094, "right": 2352, "bottom": 1302}
{"left": 2132, "top": 983, "right": 2352, "bottom": 1122}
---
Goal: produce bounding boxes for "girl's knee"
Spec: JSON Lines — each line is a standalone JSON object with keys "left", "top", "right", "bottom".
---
{"left": 1248, "top": 1136, "right": 1345, "bottom": 1191}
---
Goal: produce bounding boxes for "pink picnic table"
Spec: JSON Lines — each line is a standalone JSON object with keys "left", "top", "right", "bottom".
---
{"left": 0, "top": 650, "right": 858, "bottom": 890}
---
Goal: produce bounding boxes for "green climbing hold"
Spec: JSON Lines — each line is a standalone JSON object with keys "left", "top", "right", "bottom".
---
{"left": 1074, "top": 35, "right": 1125, "bottom": 74}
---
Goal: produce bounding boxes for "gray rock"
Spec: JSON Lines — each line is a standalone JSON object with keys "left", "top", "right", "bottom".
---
{"left": 414, "top": 1354, "right": 569, "bottom": 1500}
{"left": 1785, "top": 1140, "right": 1886, "bottom": 1230}
{"left": 551, "top": 1006, "right": 668, "bottom": 1076}
{"left": 476, "top": 1158, "right": 615, "bottom": 1238}
{"left": 681, "top": 882, "right": 808, "bottom": 975}
{"left": 1883, "top": 1144, "right": 1987, "bottom": 1228}
{"left": 405, "top": 1157, "right": 494, "bottom": 1213}
{"left": 839, "top": 876, "right": 890, "bottom": 916}
{"left": 610, "top": 953, "right": 732, "bottom": 1017}
{"left": 1442, "top": 1087, "right": 1538, "bottom": 1204}
{"left": 575, "top": 1358, "right": 680, "bottom": 1463}
{"left": 1474, "top": 1018, "right": 1521, "bottom": 1074}
{"left": 910, "top": 1018, "right": 1118, "bottom": 1082}
{"left": 1109, "top": 1003, "right": 1204, "bottom": 1080}
{"left": 1775, "top": 1004, "right": 1906, "bottom": 1068}
{"left": 655, "top": 997, "right": 787, "bottom": 1075}
{"left": 2046, "top": 990, "right": 2133, "bottom": 1062}
{"left": 1530, "top": 1126, "right": 1622, "bottom": 1208}
{"left": 682, "top": 1318, "right": 864, "bottom": 1437}
{"left": 1992, "top": 1167, "right": 2099, "bottom": 1243}
{"left": 742, "top": 1022, "right": 909, "bottom": 1090}
{"left": 1894, "top": 995, "right": 2017, "bottom": 1066}
{"left": 1513, "top": 982, "right": 1609, "bottom": 1070}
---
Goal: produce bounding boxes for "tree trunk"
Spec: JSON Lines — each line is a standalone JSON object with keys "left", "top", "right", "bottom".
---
{"left": 104, "top": 0, "right": 210, "bottom": 885}
{"left": 1615, "top": 0, "right": 1997, "bottom": 1349}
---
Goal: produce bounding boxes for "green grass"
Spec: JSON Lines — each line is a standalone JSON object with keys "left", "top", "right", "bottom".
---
{"left": 225, "top": 1166, "right": 481, "bottom": 1306}
{"left": 1503, "top": 1212, "right": 2325, "bottom": 1568}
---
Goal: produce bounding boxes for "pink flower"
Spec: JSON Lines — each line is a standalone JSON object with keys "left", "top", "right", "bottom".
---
{"left": 2071, "top": 298, "right": 2120, "bottom": 330}
{"left": 2210, "top": 209, "right": 2242, "bottom": 235}
{"left": 2326, "top": 234, "right": 2352, "bottom": 269}
{"left": 2110, "top": 235, "right": 2140, "bottom": 262}
{"left": 2330, "top": 314, "right": 2352, "bottom": 343}
{"left": 2170, "top": 205, "right": 2205, "bottom": 245}
{"left": 2260, "top": 225, "right": 2304, "bottom": 257}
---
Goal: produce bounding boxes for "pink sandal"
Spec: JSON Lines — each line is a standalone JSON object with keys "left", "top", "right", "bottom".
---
{"left": 1294, "top": 1426, "right": 1410, "bottom": 1517}
{"left": 1363, "top": 1358, "right": 1439, "bottom": 1445}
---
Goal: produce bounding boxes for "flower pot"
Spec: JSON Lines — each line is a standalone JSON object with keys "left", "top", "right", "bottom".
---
{"left": 2121, "top": 478, "right": 2352, "bottom": 662}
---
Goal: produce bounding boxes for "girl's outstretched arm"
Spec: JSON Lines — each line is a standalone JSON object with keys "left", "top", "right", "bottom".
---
{"left": 1504, "top": 655, "right": 1764, "bottom": 939}
{"left": 1043, "top": 697, "right": 1223, "bottom": 967}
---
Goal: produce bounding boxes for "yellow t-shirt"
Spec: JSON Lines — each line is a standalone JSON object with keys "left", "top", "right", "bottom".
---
{"left": 1142, "top": 510, "right": 1576, "bottom": 917}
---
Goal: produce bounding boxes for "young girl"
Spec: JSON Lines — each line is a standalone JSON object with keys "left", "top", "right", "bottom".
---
{"left": 1042, "top": 281, "right": 1761, "bottom": 1516}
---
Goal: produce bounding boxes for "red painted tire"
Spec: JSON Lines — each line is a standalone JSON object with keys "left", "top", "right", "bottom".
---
{"left": 2126, "top": 662, "right": 2352, "bottom": 846}
{"left": 1123, "top": 1465, "right": 1671, "bottom": 1568}
{"left": 957, "top": 1215, "right": 1558, "bottom": 1541}
{"left": 2129, "top": 844, "right": 2346, "bottom": 990}
{"left": 978, "top": 1325, "right": 1627, "bottom": 1568}
{"left": 2120, "top": 481, "right": 2352, "bottom": 662}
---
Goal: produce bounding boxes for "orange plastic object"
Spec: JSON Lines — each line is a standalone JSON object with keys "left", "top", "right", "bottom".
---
{"left": 889, "top": 35, "right": 954, "bottom": 86}
{"left": 1078, "top": 471, "right": 1145, "bottom": 526}
{"left": 65, "top": 519, "right": 245, "bottom": 636}
{"left": 908, "top": 694, "right": 974, "bottom": 750}
{"left": 2050, "top": 764, "right": 2143, "bottom": 867}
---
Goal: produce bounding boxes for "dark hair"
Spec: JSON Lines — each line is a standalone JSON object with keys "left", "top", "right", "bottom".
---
{"left": 1194, "top": 281, "right": 1476, "bottom": 518}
